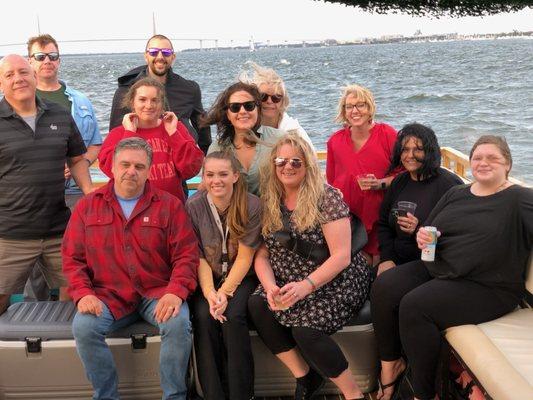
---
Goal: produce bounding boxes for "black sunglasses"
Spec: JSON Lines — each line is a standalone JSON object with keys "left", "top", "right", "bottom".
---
{"left": 146, "top": 47, "right": 174, "bottom": 57}
{"left": 260, "top": 93, "right": 283, "bottom": 103}
{"left": 31, "top": 52, "right": 59, "bottom": 62}
{"left": 274, "top": 157, "right": 303, "bottom": 169}
{"left": 227, "top": 101, "right": 257, "bottom": 113}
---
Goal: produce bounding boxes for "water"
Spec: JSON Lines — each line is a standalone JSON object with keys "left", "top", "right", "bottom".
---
{"left": 59, "top": 39, "right": 532, "bottom": 182}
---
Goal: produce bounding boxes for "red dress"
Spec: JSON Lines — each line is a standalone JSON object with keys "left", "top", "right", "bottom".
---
{"left": 326, "top": 123, "right": 397, "bottom": 255}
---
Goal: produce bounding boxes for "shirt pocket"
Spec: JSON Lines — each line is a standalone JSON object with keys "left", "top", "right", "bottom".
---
{"left": 85, "top": 213, "right": 114, "bottom": 252}
{"left": 139, "top": 215, "right": 169, "bottom": 253}
{"left": 73, "top": 105, "right": 96, "bottom": 141}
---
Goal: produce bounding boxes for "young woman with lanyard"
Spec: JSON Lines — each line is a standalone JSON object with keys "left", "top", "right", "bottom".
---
{"left": 185, "top": 151, "right": 262, "bottom": 400}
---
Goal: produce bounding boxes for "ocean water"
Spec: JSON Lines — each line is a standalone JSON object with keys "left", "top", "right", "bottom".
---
{"left": 59, "top": 39, "right": 532, "bottom": 182}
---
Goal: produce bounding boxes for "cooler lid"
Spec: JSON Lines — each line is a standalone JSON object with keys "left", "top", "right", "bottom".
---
{"left": 0, "top": 301, "right": 159, "bottom": 341}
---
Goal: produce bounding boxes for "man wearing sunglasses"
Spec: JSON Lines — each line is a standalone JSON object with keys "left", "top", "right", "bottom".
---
{"left": 24, "top": 34, "right": 103, "bottom": 302}
{"left": 109, "top": 34, "right": 211, "bottom": 155}
{"left": 27, "top": 34, "right": 102, "bottom": 208}
{"left": 0, "top": 54, "right": 92, "bottom": 315}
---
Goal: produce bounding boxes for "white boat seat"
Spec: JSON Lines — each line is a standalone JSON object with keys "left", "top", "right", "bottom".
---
{"left": 445, "top": 252, "right": 533, "bottom": 400}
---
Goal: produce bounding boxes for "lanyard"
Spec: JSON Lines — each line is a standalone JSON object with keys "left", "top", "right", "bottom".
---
{"left": 206, "top": 194, "right": 230, "bottom": 275}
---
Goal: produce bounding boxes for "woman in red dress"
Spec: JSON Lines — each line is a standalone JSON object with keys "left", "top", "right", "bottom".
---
{"left": 326, "top": 85, "right": 397, "bottom": 264}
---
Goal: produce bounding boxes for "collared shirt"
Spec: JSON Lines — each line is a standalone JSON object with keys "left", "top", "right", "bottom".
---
{"left": 62, "top": 180, "right": 199, "bottom": 319}
{"left": 0, "top": 97, "right": 86, "bottom": 239}
{"left": 63, "top": 81, "right": 102, "bottom": 195}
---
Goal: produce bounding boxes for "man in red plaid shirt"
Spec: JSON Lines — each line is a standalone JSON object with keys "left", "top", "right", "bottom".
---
{"left": 62, "top": 137, "right": 199, "bottom": 400}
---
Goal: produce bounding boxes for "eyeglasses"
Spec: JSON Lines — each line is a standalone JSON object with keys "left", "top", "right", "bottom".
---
{"left": 260, "top": 93, "right": 283, "bottom": 103}
{"left": 227, "top": 101, "right": 257, "bottom": 113}
{"left": 274, "top": 157, "right": 303, "bottom": 169}
{"left": 344, "top": 102, "right": 367, "bottom": 112}
{"left": 146, "top": 47, "right": 174, "bottom": 57}
{"left": 31, "top": 52, "right": 59, "bottom": 62}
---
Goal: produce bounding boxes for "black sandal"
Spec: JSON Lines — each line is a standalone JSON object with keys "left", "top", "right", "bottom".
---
{"left": 378, "top": 365, "right": 409, "bottom": 400}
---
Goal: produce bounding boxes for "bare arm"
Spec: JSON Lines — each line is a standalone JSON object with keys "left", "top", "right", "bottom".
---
{"left": 85, "top": 145, "right": 101, "bottom": 164}
{"left": 68, "top": 155, "right": 93, "bottom": 194}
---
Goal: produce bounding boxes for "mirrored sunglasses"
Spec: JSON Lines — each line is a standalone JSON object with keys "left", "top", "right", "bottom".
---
{"left": 146, "top": 47, "right": 174, "bottom": 57}
{"left": 31, "top": 52, "right": 59, "bottom": 62}
{"left": 274, "top": 157, "right": 303, "bottom": 169}
{"left": 227, "top": 101, "right": 257, "bottom": 113}
{"left": 260, "top": 93, "right": 283, "bottom": 103}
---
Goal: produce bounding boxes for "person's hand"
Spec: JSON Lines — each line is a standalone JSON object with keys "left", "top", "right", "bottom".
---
{"left": 77, "top": 295, "right": 103, "bottom": 316}
{"left": 265, "top": 285, "right": 282, "bottom": 311}
{"left": 377, "top": 260, "right": 396, "bottom": 276}
{"left": 64, "top": 163, "right": 72, "bottom": 180}
{"left": 211, "top": 291, "right": 228, "bottom": 323}
{"left": 279, "top": 281, "right": 312, "bottom": 308}
{"left": 162, "top": 111, "right": 178, "bottom": 136}
{"left": 122, "top": 113, "right": 138, "bottom": 132}
{"left": 397, "top": 212, "right": 419, "bottom": 235}
{"left": 416, "top": 227, "right": 441, "bottom": 250}
{"left": 153, "top": 294, "right": 182, "bottom": 323}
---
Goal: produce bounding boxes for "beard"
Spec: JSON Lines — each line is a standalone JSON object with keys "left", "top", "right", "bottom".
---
{"left": 148, "top": 60, "right": 170, "bottom": 77}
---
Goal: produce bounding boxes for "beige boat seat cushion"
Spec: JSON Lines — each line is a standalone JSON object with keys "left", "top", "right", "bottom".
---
{"left": 445, "top": 253, "right": 533, "bottom": 400}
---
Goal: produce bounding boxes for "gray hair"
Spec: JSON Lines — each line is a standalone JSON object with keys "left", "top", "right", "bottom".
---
{"left": 113, "top": 137, "right": 153, "bottom": 165}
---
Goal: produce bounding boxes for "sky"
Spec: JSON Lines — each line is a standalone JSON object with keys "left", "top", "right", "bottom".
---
{"left": 0, "top": 0, "right": 532, "bottom": 54}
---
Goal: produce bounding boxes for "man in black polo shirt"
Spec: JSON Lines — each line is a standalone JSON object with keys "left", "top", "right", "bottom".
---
{"left": 109, "top": 34, "right": 211, "bottom": 154}
{"left": 0, "top": 54, "right": 92, "bottom": 314}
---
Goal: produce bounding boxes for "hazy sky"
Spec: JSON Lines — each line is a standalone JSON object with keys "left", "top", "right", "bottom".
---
{"left": 1, "top": 0, "right": 532, "bottom": 53}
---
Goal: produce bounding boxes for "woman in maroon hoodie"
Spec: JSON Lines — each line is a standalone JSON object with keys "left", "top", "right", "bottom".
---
{"left": 99, "top": 77, "right": 204, "bottom": 202}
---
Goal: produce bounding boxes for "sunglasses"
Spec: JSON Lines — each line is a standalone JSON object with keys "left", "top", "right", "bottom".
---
{"left": 146, "top": 47, "right": 174, "bottom": 57}
{"left": 274, "top": 157, "right": 303, "bottom": 169}
{"left": 260, "top": 93, "right": 283, "bottom": 103}
{"left": 31, "top": 52, "right": 59, "bottom": 62}
{"left": 227, "top": 101, "right": 257, "bottom": 113}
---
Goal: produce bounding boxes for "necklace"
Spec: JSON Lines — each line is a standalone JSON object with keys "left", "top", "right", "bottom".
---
{"left": 494, "top": 180, "right": 509, "bottom": 193}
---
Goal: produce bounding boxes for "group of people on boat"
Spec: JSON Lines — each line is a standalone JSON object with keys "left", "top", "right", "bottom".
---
{"left": 0, "top": 33, "right": 531, "bottom": 400}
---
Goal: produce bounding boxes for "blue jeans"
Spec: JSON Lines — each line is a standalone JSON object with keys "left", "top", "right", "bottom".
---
{"left": 72, "top": 298, "right": 192, "bottom": 400}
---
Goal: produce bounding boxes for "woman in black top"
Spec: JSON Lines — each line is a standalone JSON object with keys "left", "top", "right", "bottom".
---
{"left": 371, "top": 135, "right": 532, "bottom": 400}
{"left": 376, "top": 123, "right": 463, "bottom": 276}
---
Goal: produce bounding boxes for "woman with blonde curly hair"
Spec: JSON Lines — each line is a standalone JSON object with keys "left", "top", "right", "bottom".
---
{"left": 248, "top": 133, "right": 371, "bottom": 400}
{"left": 240, "top": 62, "right": 314, "bottom": 150}
{"left": 326, "top": 84, "right": 398, "bottom": 265}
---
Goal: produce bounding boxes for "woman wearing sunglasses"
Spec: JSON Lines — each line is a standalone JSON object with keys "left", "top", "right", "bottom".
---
{"left": 241, "top": 62, "right": 314, "bottom": 150}
{"left": 326, "top": 84, "right": 398, "bottom": 265}
{"left": 202, "top": 81, "right": 285, "bottom": 196}
{"left": 186, "top": 151, "right": 262, "bottom": 400}
{"left": 248, "top": 133, "right": 371, "bottom": 400}
{"left": 99, "top": 77, "right": 204, "bottom": 203}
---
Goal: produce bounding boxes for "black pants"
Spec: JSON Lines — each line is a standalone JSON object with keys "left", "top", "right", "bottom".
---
{"left": 247, "top": 294, "right": 348, "bottom": 378}
{"left": 370, "top": 260, "right": 518, "bottom": 400}
{"left": 192, "top": 275, "right": 256, "bottom": 400}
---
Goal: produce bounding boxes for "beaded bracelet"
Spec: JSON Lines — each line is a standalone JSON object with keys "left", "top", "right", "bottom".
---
{"left": 305, "top": 276, "right": 317, "bottom": 291}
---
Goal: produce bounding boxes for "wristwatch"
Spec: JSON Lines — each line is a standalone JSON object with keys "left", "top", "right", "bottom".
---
{"left": 381, "top": 181, "right": 387, "bottom": 190}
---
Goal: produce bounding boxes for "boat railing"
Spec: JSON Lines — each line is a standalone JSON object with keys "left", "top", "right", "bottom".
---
{"left": 92, "top": 147, "right": 527, "bottom": 188}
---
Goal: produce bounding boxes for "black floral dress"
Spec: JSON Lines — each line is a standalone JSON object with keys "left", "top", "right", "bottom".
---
{"left": 256, "top": 185, "right": 371, "bottom": 334}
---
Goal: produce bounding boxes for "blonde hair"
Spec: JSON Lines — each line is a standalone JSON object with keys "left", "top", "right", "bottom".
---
{"left": 260, "top": 133, "right": 325, "bottom": 236}
{"left": 334, "top": 84, "right": 376, "bottom": 125}
{"left": 239, "top": 61, "right": 290, "bottom": 114}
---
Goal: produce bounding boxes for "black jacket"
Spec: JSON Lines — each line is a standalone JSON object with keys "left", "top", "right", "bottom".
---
{"left": 109, "top": 65, "right": 211, "bottom": 153}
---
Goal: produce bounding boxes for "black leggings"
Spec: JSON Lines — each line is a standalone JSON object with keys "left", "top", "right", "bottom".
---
{"left": 192, "top": 275, "right": 257, "bottom": 400}
{"left": 247, "top": 294, "right": 348, "bottom": 378}
{"left": 370, "top": 260, "right": 518, "bottom": 400}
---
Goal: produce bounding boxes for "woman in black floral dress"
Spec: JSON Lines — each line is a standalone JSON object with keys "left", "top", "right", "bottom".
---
{"left": 248, "top": 133, "right": 371, "bottom": 400}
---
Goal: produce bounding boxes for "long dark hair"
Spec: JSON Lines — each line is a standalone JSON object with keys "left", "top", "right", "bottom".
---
{"left": 203, "top": 151, "right": 249, "bottom": 239}
{"left": 201, "top": 82, "right": 262, "bottom": 147}
{"left": 387, "top": 123, "right": 441, "bottom": 179}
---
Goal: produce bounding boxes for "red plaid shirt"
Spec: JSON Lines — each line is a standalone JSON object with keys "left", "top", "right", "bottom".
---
{"left": 62, "top": 180, "right": 199, "bottom": 319}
